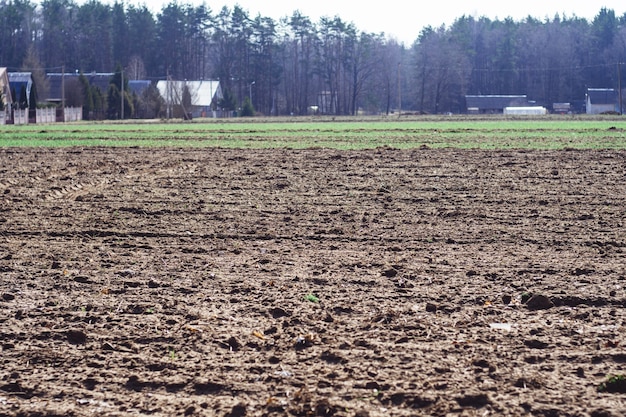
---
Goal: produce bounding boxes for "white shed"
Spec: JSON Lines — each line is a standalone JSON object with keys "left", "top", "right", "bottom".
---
{"left": 586, "top": 88, "right": 619, "bottom": 114}
{"left": 504, "top": 106, "right": 548, "bottom": 115}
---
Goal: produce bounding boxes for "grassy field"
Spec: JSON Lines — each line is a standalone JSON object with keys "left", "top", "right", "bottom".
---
{"left": 1, "top": 116, "right": 626, "bottom": 149}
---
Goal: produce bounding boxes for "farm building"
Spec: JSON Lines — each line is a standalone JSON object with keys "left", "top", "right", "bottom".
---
{"left": 46, "top": 73, "right": 154, "bottom": 103}
{"left": 504, "top": 106, "right": 548, "bottom": 115}
{"left": 46, "top": 72, "right": 114, "bottom": 104}
{"left": 128, "top": 80, "right": 151, "bottom": 96}
{"left": 586, "top": 88, "right": 620, "bottom": 114}
{"left": 465, "top": 95, "right": 530, "bottom": 114}
{"left": 156, "top": 80, "right": 222, "bottom": 118}
{"left": 8, "top": 72, "right": 33, "bottom": 108}
{"left": 552, "top": 103, "right": 571, "bottom": 114}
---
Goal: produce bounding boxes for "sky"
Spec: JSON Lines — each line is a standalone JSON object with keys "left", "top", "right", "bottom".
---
{"left": 139, "top": 0, "right": 626, "bottom": 45}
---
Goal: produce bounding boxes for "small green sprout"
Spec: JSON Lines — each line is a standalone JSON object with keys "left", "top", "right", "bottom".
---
{"left": 304, "top": 293, "right": 320, "bottom": 303}
{"left": 168, "top": 347, "right": 177, "bottom": 360}
{"left": 598, "top": 374, "right": 626, "bottom": 393}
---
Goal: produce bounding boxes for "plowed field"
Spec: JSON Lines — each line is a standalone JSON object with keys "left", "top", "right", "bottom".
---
{"left": 0, "top": 147, "right": 625, "bottom": 416}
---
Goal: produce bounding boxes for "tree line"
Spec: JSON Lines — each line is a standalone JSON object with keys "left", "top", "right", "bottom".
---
{"left": 1, "top": 0, "right": 626, "bottom": 116}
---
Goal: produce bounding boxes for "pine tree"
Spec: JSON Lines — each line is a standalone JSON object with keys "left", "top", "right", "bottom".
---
{"left": 218, "top": 88, "right": 237, "bottom": 112}
{"left": 78, "top": 72, "right": 93, "bottom": 120}
{"left": 181, "top": 84, "right": 192, "bottom": 119}
{"left": 22, "top": 46, "right": 49, "bottom": 101}
{"left": 241, "top": 96, "right": 254, "bottom": 117}
{"left": 107, "top": 64, "right": 133, "bottom": 119}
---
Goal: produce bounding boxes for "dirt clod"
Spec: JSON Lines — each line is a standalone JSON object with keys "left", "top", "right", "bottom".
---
{"left": 66, "top": 329, "right": 87, "bottom": 345}
{"left": 526, "top": 294, "right": 555, "bottom": 310}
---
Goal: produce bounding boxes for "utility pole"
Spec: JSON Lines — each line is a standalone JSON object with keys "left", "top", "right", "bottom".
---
{"left": 120, "top": 69, "right": 124, "bottom": 120}
{"left": 166, "top": 69, "right": 171, "bottom": 119}
{"left": 61, "top": 65, "right": 65, "bottom": 123}
{"left": 397, "top": 63, "right": 402, "bottom": 118}
{"left": 249, "top": 81, "right": 255, "bottom": 103}
{"left": 209, "top": 81, "right": 213, "bottom": 118}
{"left": 618, "top": 62, "right": 623, "bottom": 115}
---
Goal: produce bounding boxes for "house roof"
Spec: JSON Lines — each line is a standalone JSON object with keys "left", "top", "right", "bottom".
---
{"left": 156, "top": 80, "right": 221, "bottom": 106}
{"left": 128, "top": 80, "right": 152, "bottom": 95}
{"left": 465, "top": 95, "right": 529, "bottom": 109}
{"left": 46, "top": 72, "right": 114, "bottom": 101}
{"left": 587, "top": 88, "right": 617, "bottom": 104}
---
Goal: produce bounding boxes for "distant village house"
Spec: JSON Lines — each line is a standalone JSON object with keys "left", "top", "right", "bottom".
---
{"left": 156, "top": 80, "right": 222, "bottom": 119}
{"left": 7, "top": 72, "right": 34, "bottom": 108}
{"left": 586, "top": 88, "right": 620, "bottom": 114}
{"left": 465, "top": 95, "right": 530, "bottom": 114}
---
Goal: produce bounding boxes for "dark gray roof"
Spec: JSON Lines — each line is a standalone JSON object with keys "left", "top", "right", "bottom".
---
{"left": 465, "top": 95, "right": 529, "bottom": 110}
{"left": 128, "top": 80, "right": 152, "bottom": 95}
{"left": 587, "top": 88, "right": 617, "bottom": 105}
{"left": 46, "top": 72, "right": 114, "bottom": 101}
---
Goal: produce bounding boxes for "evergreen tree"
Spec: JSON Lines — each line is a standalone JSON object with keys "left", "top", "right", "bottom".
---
{"left": 78, "top": 72, "right": 93, "bottom": 119}
{"left": 91, "top": 86, "right": 105, "bottom": 120}
{"left": 181, "top": 84, "right": 192, "bottom": 119}
{"left": 137, "top": 83, "right": 164, "bottom": 118}
{"left": 218, "top": 88, "right": 237, "bottom": 112}
{"left": 241, "top": 96, "right": 254, "bottom": 116}
{"left": 22, "top": 46, "right": 49, "bottom": 102}
{"left": 107, "top": 64, "right": 133, "bottom": 119}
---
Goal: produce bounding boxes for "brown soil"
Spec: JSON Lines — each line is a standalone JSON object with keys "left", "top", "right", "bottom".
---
{"left": 0, "top": 147, "right": 625, "bottom": 416}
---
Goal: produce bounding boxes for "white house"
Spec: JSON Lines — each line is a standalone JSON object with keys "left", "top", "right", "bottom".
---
{"left": 157, "top": 80, "right": 222, "bottom": 118}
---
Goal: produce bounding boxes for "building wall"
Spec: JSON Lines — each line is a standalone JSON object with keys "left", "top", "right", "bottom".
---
{"left": 586, "top": 98, "right": 618, "bottom": 114}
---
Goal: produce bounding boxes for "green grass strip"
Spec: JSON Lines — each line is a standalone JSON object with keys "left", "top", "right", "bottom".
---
{"left": 1, "top": 117, "right": 625, "bottom": 150}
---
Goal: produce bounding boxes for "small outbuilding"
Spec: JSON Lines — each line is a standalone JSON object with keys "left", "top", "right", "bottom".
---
{"left": 465, "top": 95, "right": 530, "bottom": 114}
{"left": 586, "top": 88, "right": 619, "bottom": 114}
{"left": 504, "top": 106, "right": 547, "bottom": 115}
{"left": 552, "top": 103, "right": 571, "bottom": 114}
{"left": 8, "top": 72, "right": 33, "bottom": 108}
